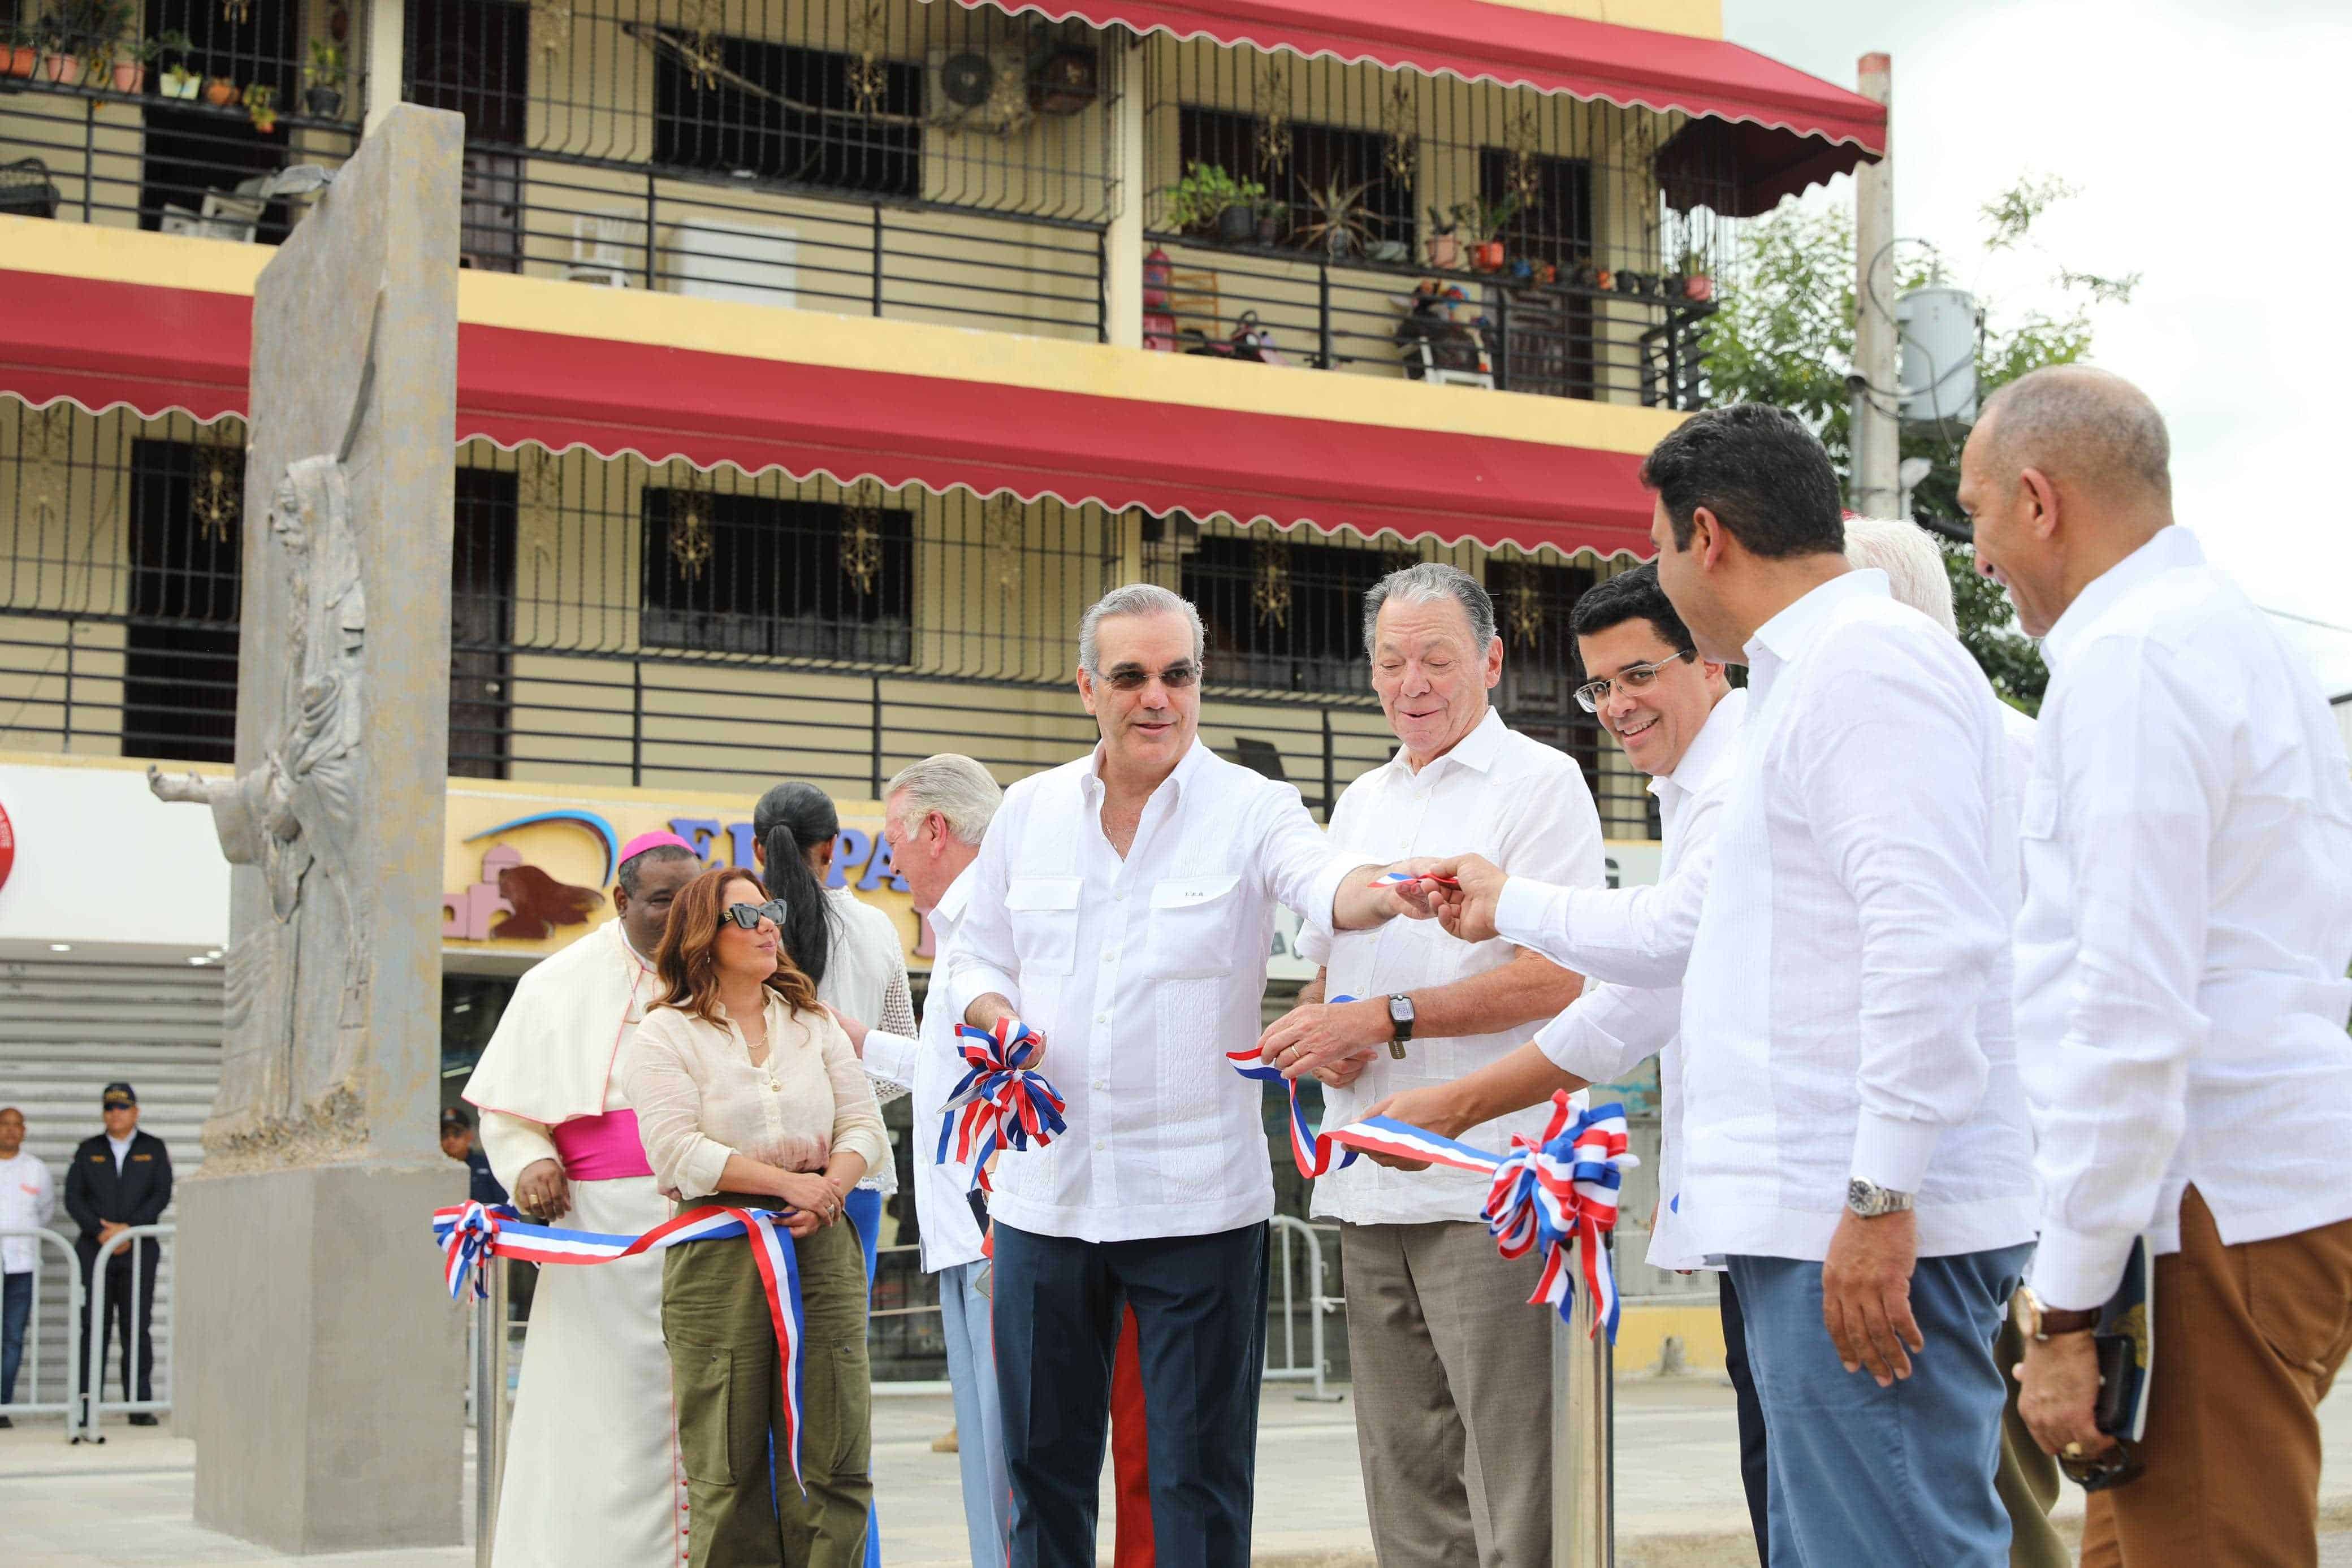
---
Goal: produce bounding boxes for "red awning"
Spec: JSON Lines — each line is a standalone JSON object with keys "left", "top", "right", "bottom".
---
{"left": 977, "top": 0, "right": 1883, "bottom": 211}
{"left": 0, "top": 268, "right": 1657, "bottom": 559}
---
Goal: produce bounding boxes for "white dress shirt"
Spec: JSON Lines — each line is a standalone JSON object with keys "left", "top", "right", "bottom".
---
{"left": 1, "top": 1151, "right": 58, "bottom": 1274}
{"left": 1301, "top": 707, "right": 1605, "bottom": 1226}
{"left": 862, "top": 865, "right": 988, "bottom": 1272}
{"left": 1514, "top": 687, "right": 1748, "bottom": 1272}
{"left": 1500, "top": 571, "right": 2036, "bottom": 1262}
{"left": 818, "top": 885, "right": 915, "bottom": 1199}
{"left": 944, "top": 740, "right": 1352, "bottom": 1243}
{"left": 2015, "top": 527, "right": 2352, "bottom": 1309}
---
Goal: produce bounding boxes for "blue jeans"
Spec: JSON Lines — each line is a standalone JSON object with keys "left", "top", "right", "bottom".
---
{"left": 1727, "top": 1244, "right": 2031, "bottom": 1568}
{"left": 2, "top": 1271, "right": 30, "bottom": 1406}
{"left": 939, "top": 1258, "right": 1010, "bottom": 1567}
{"left": 844, "top": 1186, "right": 885, "bottom": 1568}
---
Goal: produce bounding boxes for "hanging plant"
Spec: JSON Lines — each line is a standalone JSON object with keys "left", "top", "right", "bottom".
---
{"left": 220, "top": 0, "right": 252, "bottom": 23}
{"left": 1379, "top": 76, "right": 1417, "bottom": 183}
{"left": 840, "top": 480, "right": 884, "bottom": 598}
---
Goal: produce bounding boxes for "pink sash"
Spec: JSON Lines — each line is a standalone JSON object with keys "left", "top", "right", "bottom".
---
{"left": 551, "top": 1109, "right": 655, "bottom": 1183}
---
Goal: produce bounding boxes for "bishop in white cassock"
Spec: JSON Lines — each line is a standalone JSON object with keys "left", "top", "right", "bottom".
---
{"left": 461, "top": 831, "right": 704, "bottom": 1567}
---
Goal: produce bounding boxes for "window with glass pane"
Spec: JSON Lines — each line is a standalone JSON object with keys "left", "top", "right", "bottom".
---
{"left": 1183, "top": 535, "right": 1400, "bottom": 694}
{"left": 639, "top": 490, "right": 913, "bottom": 663}
{"left": 654, "top": 36, "right": 921, "bottom": 197}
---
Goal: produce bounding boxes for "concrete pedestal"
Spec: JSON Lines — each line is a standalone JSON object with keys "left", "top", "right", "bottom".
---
{"left": 177, "top": 1160, "right": 465, "bottom": 1552}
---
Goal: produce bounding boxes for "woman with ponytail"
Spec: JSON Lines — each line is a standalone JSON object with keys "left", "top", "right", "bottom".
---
{"left": 753, "top": 782, "right": 913, "bottom": 1568}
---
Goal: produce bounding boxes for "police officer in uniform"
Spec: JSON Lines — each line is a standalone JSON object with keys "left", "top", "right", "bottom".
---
{"left": 64, "top": 1083, "right": 172, "bottom": 1432}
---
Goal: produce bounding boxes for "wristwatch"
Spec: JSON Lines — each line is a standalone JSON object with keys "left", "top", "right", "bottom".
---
{"left": 2014, "top": 1287, "right": 2100, "bottom": 1342}
{"left": 1386, "top": 994, "right": 1416, "bottom": 1060}
{"left": 1844, "top": 1178, "right": 1915, "bottom": 1219}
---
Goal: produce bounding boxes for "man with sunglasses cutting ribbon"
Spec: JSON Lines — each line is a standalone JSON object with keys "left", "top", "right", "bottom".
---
{"left": 460, "top": 829, "right": 704, "bottom": 1568}
{"left": 940, "top": 583, "right": 1410, "bottom": 1568}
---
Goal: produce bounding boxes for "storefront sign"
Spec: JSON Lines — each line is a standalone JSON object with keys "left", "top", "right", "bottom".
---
{"left": 440, "top": 783, "right": 923, "bottom": 968}
{"left": 0, "top": 792, "right": 14, "bottom": 899}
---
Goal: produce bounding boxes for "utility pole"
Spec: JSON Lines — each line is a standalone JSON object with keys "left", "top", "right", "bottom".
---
{"left": 1851, "top": 52, "right": 1900, "bottom": 518}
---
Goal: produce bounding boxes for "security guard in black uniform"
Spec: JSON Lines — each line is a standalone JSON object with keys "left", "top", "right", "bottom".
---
{"left": 64, "top": 1083, "right": 172, "bottom": 1432}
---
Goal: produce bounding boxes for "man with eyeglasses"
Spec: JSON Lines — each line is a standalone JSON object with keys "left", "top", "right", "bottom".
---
{"left": 1359, "top": 561, "right": 1757, "bottom": 1551}
{"left": 943, "top": 582, "right": 1407, "bottom": 1568}
{"left": 1409, "top": 406, "right": 2035, "bottom": 1568}
{"left": 1248, "top": 561, "right": 1597, "bottom": 1568}
{"left": 460, "top": 829, "right": 704, "bottom": 1568}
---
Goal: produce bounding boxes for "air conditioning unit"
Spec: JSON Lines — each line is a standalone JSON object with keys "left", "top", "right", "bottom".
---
{"left": 927, "top": 47, "right": 1032, "bottom": 136}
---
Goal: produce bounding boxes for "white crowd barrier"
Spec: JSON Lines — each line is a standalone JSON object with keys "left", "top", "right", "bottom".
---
{"left": 0, "top": 1227, "right": 84, "bottom": 1425}
{"left": 76, "top": 1223, "right": 175, "bottom": 1443}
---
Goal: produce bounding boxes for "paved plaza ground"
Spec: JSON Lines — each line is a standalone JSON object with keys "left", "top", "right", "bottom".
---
{"left": 7, "top": 1375, "right": 2352, "bottom": 1566}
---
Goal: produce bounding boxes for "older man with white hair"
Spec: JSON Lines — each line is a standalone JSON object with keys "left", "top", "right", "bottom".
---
{"left": 1256, "top": 562, "right": 1598, "bottom": 1568}
{"left": 945, "top": 583, "right": 1408, "bottom": 1568}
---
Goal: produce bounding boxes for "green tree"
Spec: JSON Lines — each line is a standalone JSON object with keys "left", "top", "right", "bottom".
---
{"left": 1698, "top": 177, "right": 2136, "bottom": 713}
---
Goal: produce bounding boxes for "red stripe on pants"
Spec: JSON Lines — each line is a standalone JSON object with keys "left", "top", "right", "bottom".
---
{"left": 1112, "top": 1303, "right": 1154, "bottom": 1568}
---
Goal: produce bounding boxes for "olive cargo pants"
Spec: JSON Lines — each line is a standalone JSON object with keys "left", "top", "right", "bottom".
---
{"left": 665, "top": 1197, "right": 873, "bottom": 1568}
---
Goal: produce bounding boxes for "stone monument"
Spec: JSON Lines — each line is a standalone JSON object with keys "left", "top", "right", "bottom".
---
{"left": 148, "top": 103, "right": 468, "bottom": 1552}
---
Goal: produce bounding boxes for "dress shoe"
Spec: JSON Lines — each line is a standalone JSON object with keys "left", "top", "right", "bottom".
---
{"left": 128, "top": 1413, "right": 158, "bottom": 1427}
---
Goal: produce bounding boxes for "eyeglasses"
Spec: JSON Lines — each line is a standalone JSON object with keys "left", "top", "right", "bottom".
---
{"left": 721, "top": 899, "right": 788, "bottom": 931}
{"left": 1573, "top": 649, "right": 1697, "bottom": 713}
{"left": 1099, "top": 661, "right": 1200, "bottom": 693}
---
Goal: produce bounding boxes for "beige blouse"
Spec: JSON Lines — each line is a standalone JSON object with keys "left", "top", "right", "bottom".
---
{"left": 622, "top": 990, "right": 889, "bottom": 1202}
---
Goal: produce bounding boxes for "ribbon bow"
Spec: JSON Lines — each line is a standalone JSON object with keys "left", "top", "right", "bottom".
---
{"left": 940, "top": 1017, "right": 1067, "bottom": 1192}
{"left": 431, "top": 1199, "right": 810, "bottom": 1488}
{"left": 1227, "top": 995, "right": 1365, "bottom": 1178}
{"left": 1309, "top": 1091, "right": 1638, "bottom": 1344}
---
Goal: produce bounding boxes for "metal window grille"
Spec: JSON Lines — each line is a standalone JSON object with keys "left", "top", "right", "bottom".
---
{"left": 637, "top": 487, "right": 914, "bottom": 664}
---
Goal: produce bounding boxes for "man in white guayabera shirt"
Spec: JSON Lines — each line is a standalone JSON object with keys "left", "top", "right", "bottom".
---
{"left": 1369, "top": 560, "right": 1754, "bottom": 1550}
{"left": 828, "top": 753, "right": 1012, "bottom": 1568}
{"left": 1254, "top": 561, "right": 1596, "bottom": 1568}
{"left": 1965, "top": 366, "right": 2352, "bottom": 1566}
{"left": 944, "top": 583, "right": 1407, "bottom": 1568}
{"left": 1425, "top": 406, "right": 2037, "bottom": 1566}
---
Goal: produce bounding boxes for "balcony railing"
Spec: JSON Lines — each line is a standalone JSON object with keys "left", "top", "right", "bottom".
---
{"left": 6, "top": 0, "right": 1743, "bottom": 409}
{"left": 0, "top": 399, "right": 1662, "bottom": 836}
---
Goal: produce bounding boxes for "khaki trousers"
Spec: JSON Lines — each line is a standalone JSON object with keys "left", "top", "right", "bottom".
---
{"left": 1992, "top": 1311, "right": 2069, "bottom": 1568}
{"left": 2082, "top": 1186, "right": 2352, "bottom": 1568}
{"left": 664, "top": 1196, "right": 873, "bottom": 1568}
{"left": 1342, "top": 1220, "right": 1553, "bottom": 1568}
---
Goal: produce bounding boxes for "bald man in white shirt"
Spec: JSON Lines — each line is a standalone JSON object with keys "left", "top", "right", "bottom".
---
{"left": 1966, "top": 366, "right": 2352, "bottom": 1567}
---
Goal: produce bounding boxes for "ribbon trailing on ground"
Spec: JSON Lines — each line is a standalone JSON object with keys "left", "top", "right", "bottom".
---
{"left": 1226, "top": 995, "right": 1366, "bottom": 1178}
{"left": 1326, "top": 1093, "right": 1636, "bottom": 1344}
{"left": 939, "top": 1016, "right": 1066, "bottom": 1192}
{"left": 433, "top": 1200, "right": 810, "bottom": 1488}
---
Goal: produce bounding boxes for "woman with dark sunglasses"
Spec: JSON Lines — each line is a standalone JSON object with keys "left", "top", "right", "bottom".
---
{"left": 623, "top": 865, "right": 886, "bottom": 1568}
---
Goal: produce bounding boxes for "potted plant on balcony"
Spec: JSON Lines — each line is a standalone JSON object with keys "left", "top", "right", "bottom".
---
{"left": 1294, "top": 177, "right": 1373, "bottom": 262}
{"left": 1424, "top": 205, "right": 1460, "bottom": 270}
{"left": 3, "top": 23, "right": 38, "bottom": 80}
{"left": 154, "top": 31, "right": 199, "bottom": 97}
{"left": 1458, "top": 194, "right": 1521, "bottom": 274}
{"left": 1254, "top": 197, "right": 1285, "bottom": 247}
{"left": 303, "top": 38, "right": 345, "bottom": 118}
{"left": 242, "top": 80, "right": 277, "bottom": 132}
{"left": 204, "top": 71, "right": 237, "bottom": 105}
{"left": 1670, "top": 248, "right": 1714, "bottom": 303}
{"left": 1163, "top": 163, "right": 1264, "bottom": 246}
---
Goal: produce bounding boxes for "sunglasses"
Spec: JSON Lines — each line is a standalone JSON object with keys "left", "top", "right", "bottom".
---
{"left": 1100, "top": 661, "right": 1200, "bottom": 693}
{"left": 721, "top": 899, "right": 788, "bottom": 931}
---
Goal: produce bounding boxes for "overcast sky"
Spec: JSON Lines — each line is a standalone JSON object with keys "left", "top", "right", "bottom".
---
{"left": 1722, "top": 0, "right": 2352, "bottom": 687}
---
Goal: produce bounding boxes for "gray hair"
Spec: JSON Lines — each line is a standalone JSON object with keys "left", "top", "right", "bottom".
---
{"left": 616, "top": 843, "right": 698, "bottom": 896}
{"left": 1842, "top": 516, "right": 1956, "bottom": 635}
{"left": 1361, "top": 561, "right": 1497, "bottom": 656}
{"left": 1977, "top": 363, "right": 2172, "bottom": 501}
{"left": 884, "top": 753, "right": 1002, "bottom": 846}
{"left": 1077, "top": 583, "right": 1205, "bottom": 677}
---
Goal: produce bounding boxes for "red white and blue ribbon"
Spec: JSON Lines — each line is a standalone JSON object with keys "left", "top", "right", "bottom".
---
{"left": 433, "top": 1199, "right": 810, "bottom": 1488}
{"left": 1226, "top": 995, "right": 1366, "bottom": 1178}
{"left": 1324, "top": 1092, "right": 1636, "bottom": 1343}
{"left": 939, "top": 1017, "right": 1066, "bottom": 1192}
{"left": 1369, "top": 870, "right": 1458, "bottom": 889}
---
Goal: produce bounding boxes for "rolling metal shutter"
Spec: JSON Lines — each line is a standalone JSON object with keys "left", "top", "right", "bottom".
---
{"left": 0, "top": 957, "right": 220, "bottom": 1416}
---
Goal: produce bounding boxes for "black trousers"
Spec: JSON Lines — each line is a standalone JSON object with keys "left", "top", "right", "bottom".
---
{"left": 993, "top": 1220, "right": 1268, "bottom": 1568}
{"left": 77, "top": 1238, "right": 158, "bottom": 1406}
{"left": 1719, "top": 1270, "right": 1770, "bottom": 1566}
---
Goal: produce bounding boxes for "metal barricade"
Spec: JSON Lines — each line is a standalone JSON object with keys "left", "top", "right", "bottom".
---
{"left": 1264, "top": 1215, "right": 1344, "bottom": 1402}
{"left": 0, "top": 1227, "right": 83, "bottom": 1426}
{"left": 76, "top": 1222, "right": 174, "bottom": 1443}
